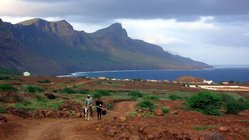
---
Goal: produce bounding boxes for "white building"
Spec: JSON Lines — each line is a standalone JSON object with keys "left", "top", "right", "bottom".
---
{"left": 203, "top": 79, "right": 214, "bottom": 84}
{"left": 23, "top": 71, "right": 30, "bottom": 77}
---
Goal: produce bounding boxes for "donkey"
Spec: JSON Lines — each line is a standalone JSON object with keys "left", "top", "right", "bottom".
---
{"left": 82, "top": 106, "right": 91, "bottom": 120}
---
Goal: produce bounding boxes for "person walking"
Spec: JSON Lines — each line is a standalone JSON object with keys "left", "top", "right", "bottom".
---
{"left": 95, "top": 97, "right": 103, "bottom": 120}
{"left": 85, "top": 95, "right": 93, "bottom": 117}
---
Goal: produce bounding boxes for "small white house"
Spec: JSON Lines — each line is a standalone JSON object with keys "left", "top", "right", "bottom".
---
{"left": 23, "top": 71, "right": 30, "bottom": 77}
{"left": 98, "top": 77, "right": 106, "bottom": 80}
{"left": 203, "top": 79, "right": 214, "bottom": 84}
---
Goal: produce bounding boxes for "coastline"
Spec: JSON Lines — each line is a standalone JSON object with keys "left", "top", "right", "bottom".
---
{"left": 59, "top": 66, "right": 249, "bottom": 82}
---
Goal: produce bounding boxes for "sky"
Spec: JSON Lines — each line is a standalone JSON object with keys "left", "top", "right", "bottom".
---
{"left": 1, "top": 0, "right": 249, "bottom": 66}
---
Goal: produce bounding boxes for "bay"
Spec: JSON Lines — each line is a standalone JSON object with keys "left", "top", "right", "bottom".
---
{"left": 68, "top": 67, "right": 249, "bottom": 82}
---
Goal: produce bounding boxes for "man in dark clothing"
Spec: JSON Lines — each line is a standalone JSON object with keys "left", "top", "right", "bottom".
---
{"left": 95, "top": 98, "right": 103, "bottom": 120}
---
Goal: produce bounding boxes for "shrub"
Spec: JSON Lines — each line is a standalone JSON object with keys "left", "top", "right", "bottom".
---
{"left": 78, "top": 90, "right": 88, "bottom": 94}
{"left": 127, "top": 112, "right": 138, "bottom": 118}
{"left": 96, "top": 90, "right": 111, "bottom": 96}
{"left": 137, "top": 99, "right": 155, "bottom": 112}
{"left": 24, "top": 85, "right": 44, "bottom": 93}
{"left": 0, "top": 106, "right": 6, "bottom": 113}
{"left": 93, "top": 93, "right": 102, "bottom": 99}
{"left": 161, "top": 107, "right": 170, "bottom": 113}
{"left": 186, "top": 91, "right": 223, "bottom": 116}
{"left": 226, "top": 98, "right": 249, "bottom": 114}
{"left": 128, "top": 91, "right": 143, "bottom": 97}
{"left": 219, "top": 93, "right": 249, "bottom": 114}
{"left": 0, "top": 84, "right": 17, "bottom": 92}
{"left": 130, "top": 95, "right": 138, "bottom": 101}
{"left": 38, "top": 79, "right": 51, "bottom": 83}
{"left": 143, "top": 95, "right": 159, "bottom": 101}
{"left": 168, "top": 94, "right": 182, "bottom": 100}
{"left": 107, "top": 102, "right": 113, "bottom": 110}
{"left": 60, "top": 87, "right": 76, "bottom": 94}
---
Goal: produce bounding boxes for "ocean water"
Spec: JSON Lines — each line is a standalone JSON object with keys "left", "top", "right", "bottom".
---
{"left": 68, "top": 67, "right": 249, "bottom": 82}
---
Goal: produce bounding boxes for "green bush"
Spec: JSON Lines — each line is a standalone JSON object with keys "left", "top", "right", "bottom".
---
{"left": 0, "top": 106, "right": 6, "bottom": 113}
{"left": 78, "top": 90, "right": 88, "bottom": 94}
{"left": 137, "top": 99, "right": 155, "bottom": 112}
{"left": 93, "top": 93, "right": 102, "bottom": 99}
{"left": 143, "top": 95, "right": 159, "bottom": 101}
{"left": 0, "top": 84, "right": 17, "bottom": 92}
{"left": 186, "top": 91, "right": 223, "bottom": 116}
{"left": 219, "top": 93, "right": 249, "bottom": 114}
{"left": 130, "top": 95, "right": 138, "bottom": 101}
{"left": 226, "top": 98, "right": 249, "bottom": 114}
{"left": 38, "top": 79, "right": 51, "bottom": 83}
{"left": 161, "top": 107, "right": 170, "bottom": 113}
{"left": 168, "top": 94, "right": 182, "bottom": 100}
{"left": 128, "top": 91, "right": 143, "bottom": 97}
{"left": 24, "top": 85, "right": 44, "bottom": 93}
{"left": 96, "top": 90, "right": 111, "bottom": 96}
{"left": 60, "top": 87, "right": 76, "bottom": 94}
{"left": 107, "top": 102, "right": 113, "bottom": 110}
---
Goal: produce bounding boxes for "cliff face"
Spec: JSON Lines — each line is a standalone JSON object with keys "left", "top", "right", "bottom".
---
{"left": 0, "top": 18, "right": 211, "bottom": 75}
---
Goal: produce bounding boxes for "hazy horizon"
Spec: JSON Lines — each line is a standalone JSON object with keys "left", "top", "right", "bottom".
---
{"left": 1, "top": 0, "right": 249, "bottom": 65}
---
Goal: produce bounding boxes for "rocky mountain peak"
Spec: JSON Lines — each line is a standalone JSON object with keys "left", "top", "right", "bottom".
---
{"left": 92, "top": 23, "right": 128, "bottom": 38}
{"left": 18, "top": 18, "right": 74, "bottom": 35}
{"left": 18, "top": 18, "right": 47, "bottom": 26}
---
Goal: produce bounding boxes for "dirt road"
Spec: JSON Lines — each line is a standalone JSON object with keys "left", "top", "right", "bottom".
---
{"left": 1, "top": 101, "right": 137, "bottom": 140}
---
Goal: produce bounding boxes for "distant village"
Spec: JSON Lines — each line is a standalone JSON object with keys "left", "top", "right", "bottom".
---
{"left": 96, "top": 76, "right": 249, "bottom": 92}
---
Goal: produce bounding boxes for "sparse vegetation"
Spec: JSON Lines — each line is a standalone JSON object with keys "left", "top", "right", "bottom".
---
{"left": 161, "top": 107, "right": 170, "bottom": 113}
{"left": 137, "top": 99, "right": 155, "bottom": 112}
{"left": 128, "top": 91, "right": 143, "bottom": 97}
{"left": 130, "top": 95, "right": 138, "bottom": 101}
{"left": 13, "top": 98, "right": 64, "bottom": 111}
{"left": 107, "top": 102, "right": 113, "bottom": 110}
{"left": 38, "top": 79, "right": 51, "bottom": 83}
{"left": 95, "top": 90, "right": 111, "bottom": 96}
{"left": 24, "top": 85, "right": 45, "bottom": 93}
{"left": 0, "top": 106, "right": 6, "bottom": 113}
{"left": 143, "top": 95, "right": 159, "bottom": 101}
{"left": 127, "top": 111, "right": 138, "bottom": 117}
{"left": 78, "top": 90, "right": 88, "bottom": 94}
{"left": 192, "top": 125, "right": 216, "bottom": 130}
{"left": 128, "top": 91, "right": 143, "bottom": 101}
{"left": 60, "top": 87, "right": 76, "bottom": 94}
{"left": 93, "top": 93, "right": 102, "bottom": 99}
{"left": 0, "top": 84, "right": 17, "bottom": 92}
{"left": 168, "top": 94, "right": 182, "bottom": 100}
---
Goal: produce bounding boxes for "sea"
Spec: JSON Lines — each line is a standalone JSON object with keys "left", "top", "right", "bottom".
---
{"left": 64, "top": 66, "right": 249, "bottom": 82}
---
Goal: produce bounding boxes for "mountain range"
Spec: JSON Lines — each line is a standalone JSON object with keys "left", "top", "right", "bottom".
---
{"left": 0, "top": 18, "right": 211, "bottom": 75}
